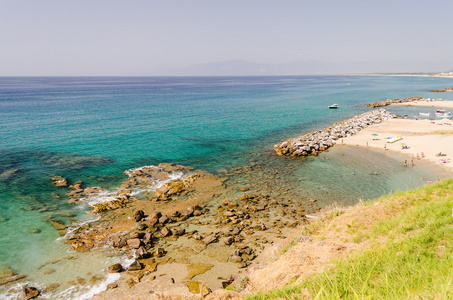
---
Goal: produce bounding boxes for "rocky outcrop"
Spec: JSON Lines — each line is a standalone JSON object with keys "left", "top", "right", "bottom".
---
{"left": 364, "top": 96, "right": 424, "bottom": 108}
{"left": 431, "top": 87, "right": 453, "bottom": 92}
{"left": 50, "top": 176, "right": 68, "bottom": 187}
{"left": 274, "top": 109, "right": 394, "bottom": 157}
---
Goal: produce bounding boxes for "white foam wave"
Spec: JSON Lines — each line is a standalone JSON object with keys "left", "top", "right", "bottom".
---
{"left": 49, "top": 256, "right": 135, "bottom": 300}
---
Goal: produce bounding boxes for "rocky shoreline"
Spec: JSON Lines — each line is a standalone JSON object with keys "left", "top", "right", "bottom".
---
{"left": 4, "top": 162, "right": 315, "bottom": 299}
{"left": 274, "top": 109, "right": 395, "bottom": 157}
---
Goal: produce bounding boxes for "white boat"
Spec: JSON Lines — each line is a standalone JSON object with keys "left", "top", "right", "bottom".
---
{"left": 435, "top": 112, "right": 451, "bottom": 117}
{"left": 328, "top": 104, "right": 339, "bottom": 109}
{"left": 418, "top": 112, "right": 430, "bottom": 116}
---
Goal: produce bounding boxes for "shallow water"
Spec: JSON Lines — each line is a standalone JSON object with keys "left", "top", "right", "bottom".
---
{"left": 1, "top": 75, "right": 452, "bottom": 298}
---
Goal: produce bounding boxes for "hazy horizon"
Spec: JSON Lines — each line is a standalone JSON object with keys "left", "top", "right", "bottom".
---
{"left": 1, "top": 0, "right": 453, "bottom": 76}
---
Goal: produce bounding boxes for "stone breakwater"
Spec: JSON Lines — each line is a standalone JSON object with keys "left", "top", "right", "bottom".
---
{"left": 274, "top": 109, "right": 395, "bottom": 157}
{"left": 431, "top": 87, "right": 453, "bottom": 92}
{"left": 364, "top": 96, "right": 424, "bottom": 108}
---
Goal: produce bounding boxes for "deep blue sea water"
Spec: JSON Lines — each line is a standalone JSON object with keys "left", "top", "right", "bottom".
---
{"left": 1, "top": 75, "right": 453, "bottom": 298}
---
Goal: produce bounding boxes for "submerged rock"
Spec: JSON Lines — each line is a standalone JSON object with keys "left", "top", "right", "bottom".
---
{"left": 187, "top": 281, "right": 210, "bottom": 295}
{"left": 50, "top": 176, "right": 68, "bottom": 188}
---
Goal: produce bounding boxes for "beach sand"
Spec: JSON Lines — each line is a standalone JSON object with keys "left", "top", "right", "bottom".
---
{"left": 342, "top": 118, "right": 453, "bottom": 172}
{"left": 392, "top": 100, "right": 453, "bottom": 109}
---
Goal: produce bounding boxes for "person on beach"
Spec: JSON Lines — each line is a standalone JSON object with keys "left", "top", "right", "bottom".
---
{"left": 417, "top": 153, "right": 420, "bottom": 160}
{"left": 404, "top": 160, "right": 407, "bottom": 167}
{"left": 411, "top": 159, "right": 414, "bottom": 167}
{"left": 421, "top": 152, "right": 425, "bottom": 158}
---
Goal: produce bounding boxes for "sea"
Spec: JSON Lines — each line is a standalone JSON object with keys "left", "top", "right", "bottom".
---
{"left": 1, "top": 75, "right": 452, "bottom": 299}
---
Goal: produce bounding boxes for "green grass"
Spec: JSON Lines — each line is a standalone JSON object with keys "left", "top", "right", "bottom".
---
{"left": 246, "top": 179, "right": 453, "bottom": 299}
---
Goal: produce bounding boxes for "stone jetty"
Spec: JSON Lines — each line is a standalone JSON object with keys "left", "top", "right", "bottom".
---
{"left": 364, "top": 96, "right": 424, "bottom": 108}
{"left": 274, "top": 109, "right": 395, "bottom": 157}
{"left": 431, "top": 87, "right": 453, "bottom": 92}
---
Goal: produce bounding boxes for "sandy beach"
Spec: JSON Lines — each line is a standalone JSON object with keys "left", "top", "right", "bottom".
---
{"left": 342, "top": 117, "right": 453, "bottom": 172}
{"left": 392, "top": 100, "right": 453, "bottom": 109}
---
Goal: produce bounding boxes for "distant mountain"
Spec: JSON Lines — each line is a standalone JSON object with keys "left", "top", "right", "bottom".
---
{"left": 158, "top": 59, "right": 450, "bottom": 76}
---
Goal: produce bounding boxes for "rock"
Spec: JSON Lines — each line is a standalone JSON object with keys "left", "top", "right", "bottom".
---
{"left": 107, "top": 283, "right": 118, "bottom": 289}
{"left": 127, "top": 260, "right": 143, "bottom": 271}
{"left": 68, "top": 239, "right": 94, "bottom": 252}
{"left": 184, "top": 206, "right": 194, "bottom": 217}
{"left": 50, "top": 176, "right": 68, "bottom": 188}
{"left": 170, "top": 210, "right": 181, "bottom": 218}
{"left": 90, "top": 197, "right": 129, "bottom": 214}
{"left": 107, "top": 263, "right": 123, "bottom": 273}
{"left": 112, "top": 237, "right": 126, "bottom": 248}
{"left": 240, "top": 187, "right": 249, "bottom": 191}
{"left": 21, "top": 286, "right": 39, "bottom": 299}
{"left": 155, "top": 179, "right": 185, "bottom": 200}
{"left": 0, "top": 169, "right": 20, "bottom": 179}
{"left": 148, "top": 211, "right": 162, "bottom": 220}
{"left": 133, "top": 210, "right": 145, "bottom": 222}
{"left": 223, "top": 211, "right": 235, "bottom": 217}
{"left": 148, "top": 216, "right": 159, "bottom": 227}
{"left": 143, "top": 232, "right": 152, "bottom": 245}
{"left": 137, "top": 223, "right": 147, "bottom": 231}
{"left": 172, "top": 228, "right": 185, "bottom": 236}
{"left": 187, "top": 281, "right": 210, "bottom": 295}
{"left": 154, "top": 248, "right": 165, "bottom": 257}
{"left": 135, "top": 247, "right": 149, "bottom": 259}
{"left": 223, "top": 236, "right": 234, "bottom": 245}
{"left": 159, "top": 215, "right": 169, "bottom": 224}
{"left": 161, "top": 227, "right": 172, "bottom": 237}
{"left": 256, "top": 205, "right": 265, "bottom": 211}
{"left": 203, "top": 234, "right": 217, "bottom": 245}
{"left": 193, "top": 210, "right": 202, "bottom": 216}
{"left": 129, "top": 232, "right": 145, "bottom": 239}
{"left": 127, "top": 238, "right": 142, "bottom": 249}
{"left": 230, "top": 255, "right": 242, "bottom": 263}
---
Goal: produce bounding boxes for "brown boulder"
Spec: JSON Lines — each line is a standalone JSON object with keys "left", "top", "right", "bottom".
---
{"left": 172, "top": 228, "right": 185, "bottom": 236}
{"left": 112, "top": 237, "right": 126, "bottom": 248}
{"left": 153, "top": 248, "right": 165, "bottom": 257}
{"left": 143, "top": 232, "right": 153, "bottom": 245}
{"left": 127, "top": 238, "right": 142, "bottom": 249}
{"left": 133, "top": 210, "right": 145, "bottom": 222}
{"left": 127, "top": 260, "right": 143, "bottom": 271}
{"left": 135, "top": 247, "right": 149, "bottom": 259}
{"left": 159, "top": 215, "right": 169, "bottom": 224}
{"left": 107, "top": 263, "right": 123, "bottom": 273}
{"left": 161, "top": 227, "right": 172, "bottom": 237}
{"left": 203, "top": 234, "right": 217, "bottom": 245}
{"left": 223, "top": 236, "right": 234, "bottom": 245}
{"left": 21, "top": 286, "right": 39, "bottom": 299}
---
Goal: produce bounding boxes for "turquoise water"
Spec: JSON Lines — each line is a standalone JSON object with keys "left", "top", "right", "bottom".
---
{"left": 1, "top": 75, "right": 452, "bottom": 298}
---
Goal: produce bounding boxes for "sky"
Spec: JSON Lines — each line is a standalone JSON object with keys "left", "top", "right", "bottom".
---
{"left": 1, "top": 0, "right": 452, "bottom": 76}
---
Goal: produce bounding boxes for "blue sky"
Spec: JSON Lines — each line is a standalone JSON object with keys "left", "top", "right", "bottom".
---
{"left": 1, "top": 0, "right": 452, "bottom": 75}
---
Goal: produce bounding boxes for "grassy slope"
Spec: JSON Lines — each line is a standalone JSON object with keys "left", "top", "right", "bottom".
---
{"left": 246, "top": 178, "right": 453, "bottom": 299}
